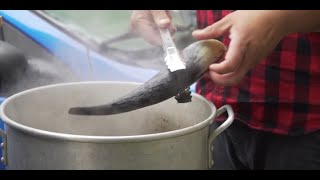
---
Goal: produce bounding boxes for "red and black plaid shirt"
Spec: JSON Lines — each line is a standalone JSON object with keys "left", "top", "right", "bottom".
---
{"left": 196, "top": 10, "right": 320, "bottom": 135}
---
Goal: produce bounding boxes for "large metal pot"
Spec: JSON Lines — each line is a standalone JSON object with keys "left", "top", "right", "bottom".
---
{"left": 0, "top": 81, "right": 234, "bottom": 170}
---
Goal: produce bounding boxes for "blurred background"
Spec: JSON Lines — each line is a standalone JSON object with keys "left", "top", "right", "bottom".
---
{"left": 43, "top": 10, "right": 197, "bottom": 70}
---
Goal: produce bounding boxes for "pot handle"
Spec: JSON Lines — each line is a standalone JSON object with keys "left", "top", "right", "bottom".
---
{"left": 0, "top": 128, "right": 7, "bottom": 166}
{"left": 208, "top": 105, "right": 234, "bottom": 169}
{"left": 0, "top": 97, "right": 7, "bottom": 166}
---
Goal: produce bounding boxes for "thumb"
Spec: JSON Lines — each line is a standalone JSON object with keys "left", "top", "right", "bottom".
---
{"left": 192, "top": 17, "right": 231, "bottom": 40}
{"left": 151, "top": 10, "right": 171, "bottom": 28}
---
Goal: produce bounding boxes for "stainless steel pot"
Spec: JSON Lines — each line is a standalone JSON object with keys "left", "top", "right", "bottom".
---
{"left": 0, "top": 81, "right": 234, "bottom": 170}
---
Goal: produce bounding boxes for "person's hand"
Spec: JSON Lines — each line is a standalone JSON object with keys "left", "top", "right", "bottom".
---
{"left": 130, "top": 10, "right": 176, "bottom": 46}
{"left": 193, "top": 10, "right": 288, "bottom": 86}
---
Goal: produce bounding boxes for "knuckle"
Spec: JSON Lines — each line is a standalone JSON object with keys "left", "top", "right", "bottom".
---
{"left": 205, "top": 25, "right": 216, "bottom": 33}
{"left": 215, "top": 62, "right": 236, "bottom": 74}
{"left": 130, "top": 14, "right": 140, "bottom": 29}
{"left": 130, "top": 21, "right": 138, "bottom": 33}
{"left": 223, "top": 63, "right": 236, "bottom": 72}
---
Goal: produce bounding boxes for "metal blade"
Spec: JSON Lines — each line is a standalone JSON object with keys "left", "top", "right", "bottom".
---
{"left": 159, "top": 28, "right": 186, "bottom": 72}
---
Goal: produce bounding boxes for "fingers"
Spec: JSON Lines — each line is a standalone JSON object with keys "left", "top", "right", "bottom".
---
{"left": 151, "top": 10, "right": 171, "bottom": 28}
{"left": 151, "top": 10, "right": 176, "bottom": 36}
{"left": 209, "top": 43, "right": 255, "bottom": 86}
{"left": 130, "top": 10, "right": 176, "bottom": 46}
{"left": 192, "top": 17, "right": 231, "bottom": 40}
{"left": 209, "top": 34, "right": 247, "bottom": 74}
{"left": 194, "top": 20, "right": 251, "bottom": 86}
{"left": 209, "top": 66, "right": 248, "bottom": 86}
{"left": 135, "top": 20, "right": 164, "bottom": 46}
{"left": 190, "top": 13, "right": 247, "bottom": 86}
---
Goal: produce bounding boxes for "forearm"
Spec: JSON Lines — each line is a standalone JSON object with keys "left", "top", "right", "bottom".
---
{"left": 277, "top": 10, "right": 320, "bottom": 33}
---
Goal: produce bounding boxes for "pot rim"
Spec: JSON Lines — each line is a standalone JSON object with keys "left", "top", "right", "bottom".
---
{"left": 0, "top": 81, "right": 217, "bottom": 143}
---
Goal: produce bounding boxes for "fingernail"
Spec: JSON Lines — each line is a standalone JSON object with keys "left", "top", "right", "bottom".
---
{"left": 209, "top": 64, "right": 217, "bottom": 70}
{"left": 193, "top": 30, "right": 202, "bottom": 35}
{"left": 159, "top": 19, "right": 169, "bottom": 26}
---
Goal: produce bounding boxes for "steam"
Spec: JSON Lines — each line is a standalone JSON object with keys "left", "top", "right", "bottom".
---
{"left": 0, "top": 57, "right": 79, "bottom": 97}
{"left": 0, "top": 10, "right": 197, "bottom": 97}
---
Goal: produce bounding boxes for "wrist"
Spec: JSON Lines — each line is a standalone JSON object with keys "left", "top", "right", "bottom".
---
{"left": 263, "top": 10, "right": 291, "bottom": 36}
{"left": 273, "top": 10, "right": 320, "bottom": 34}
